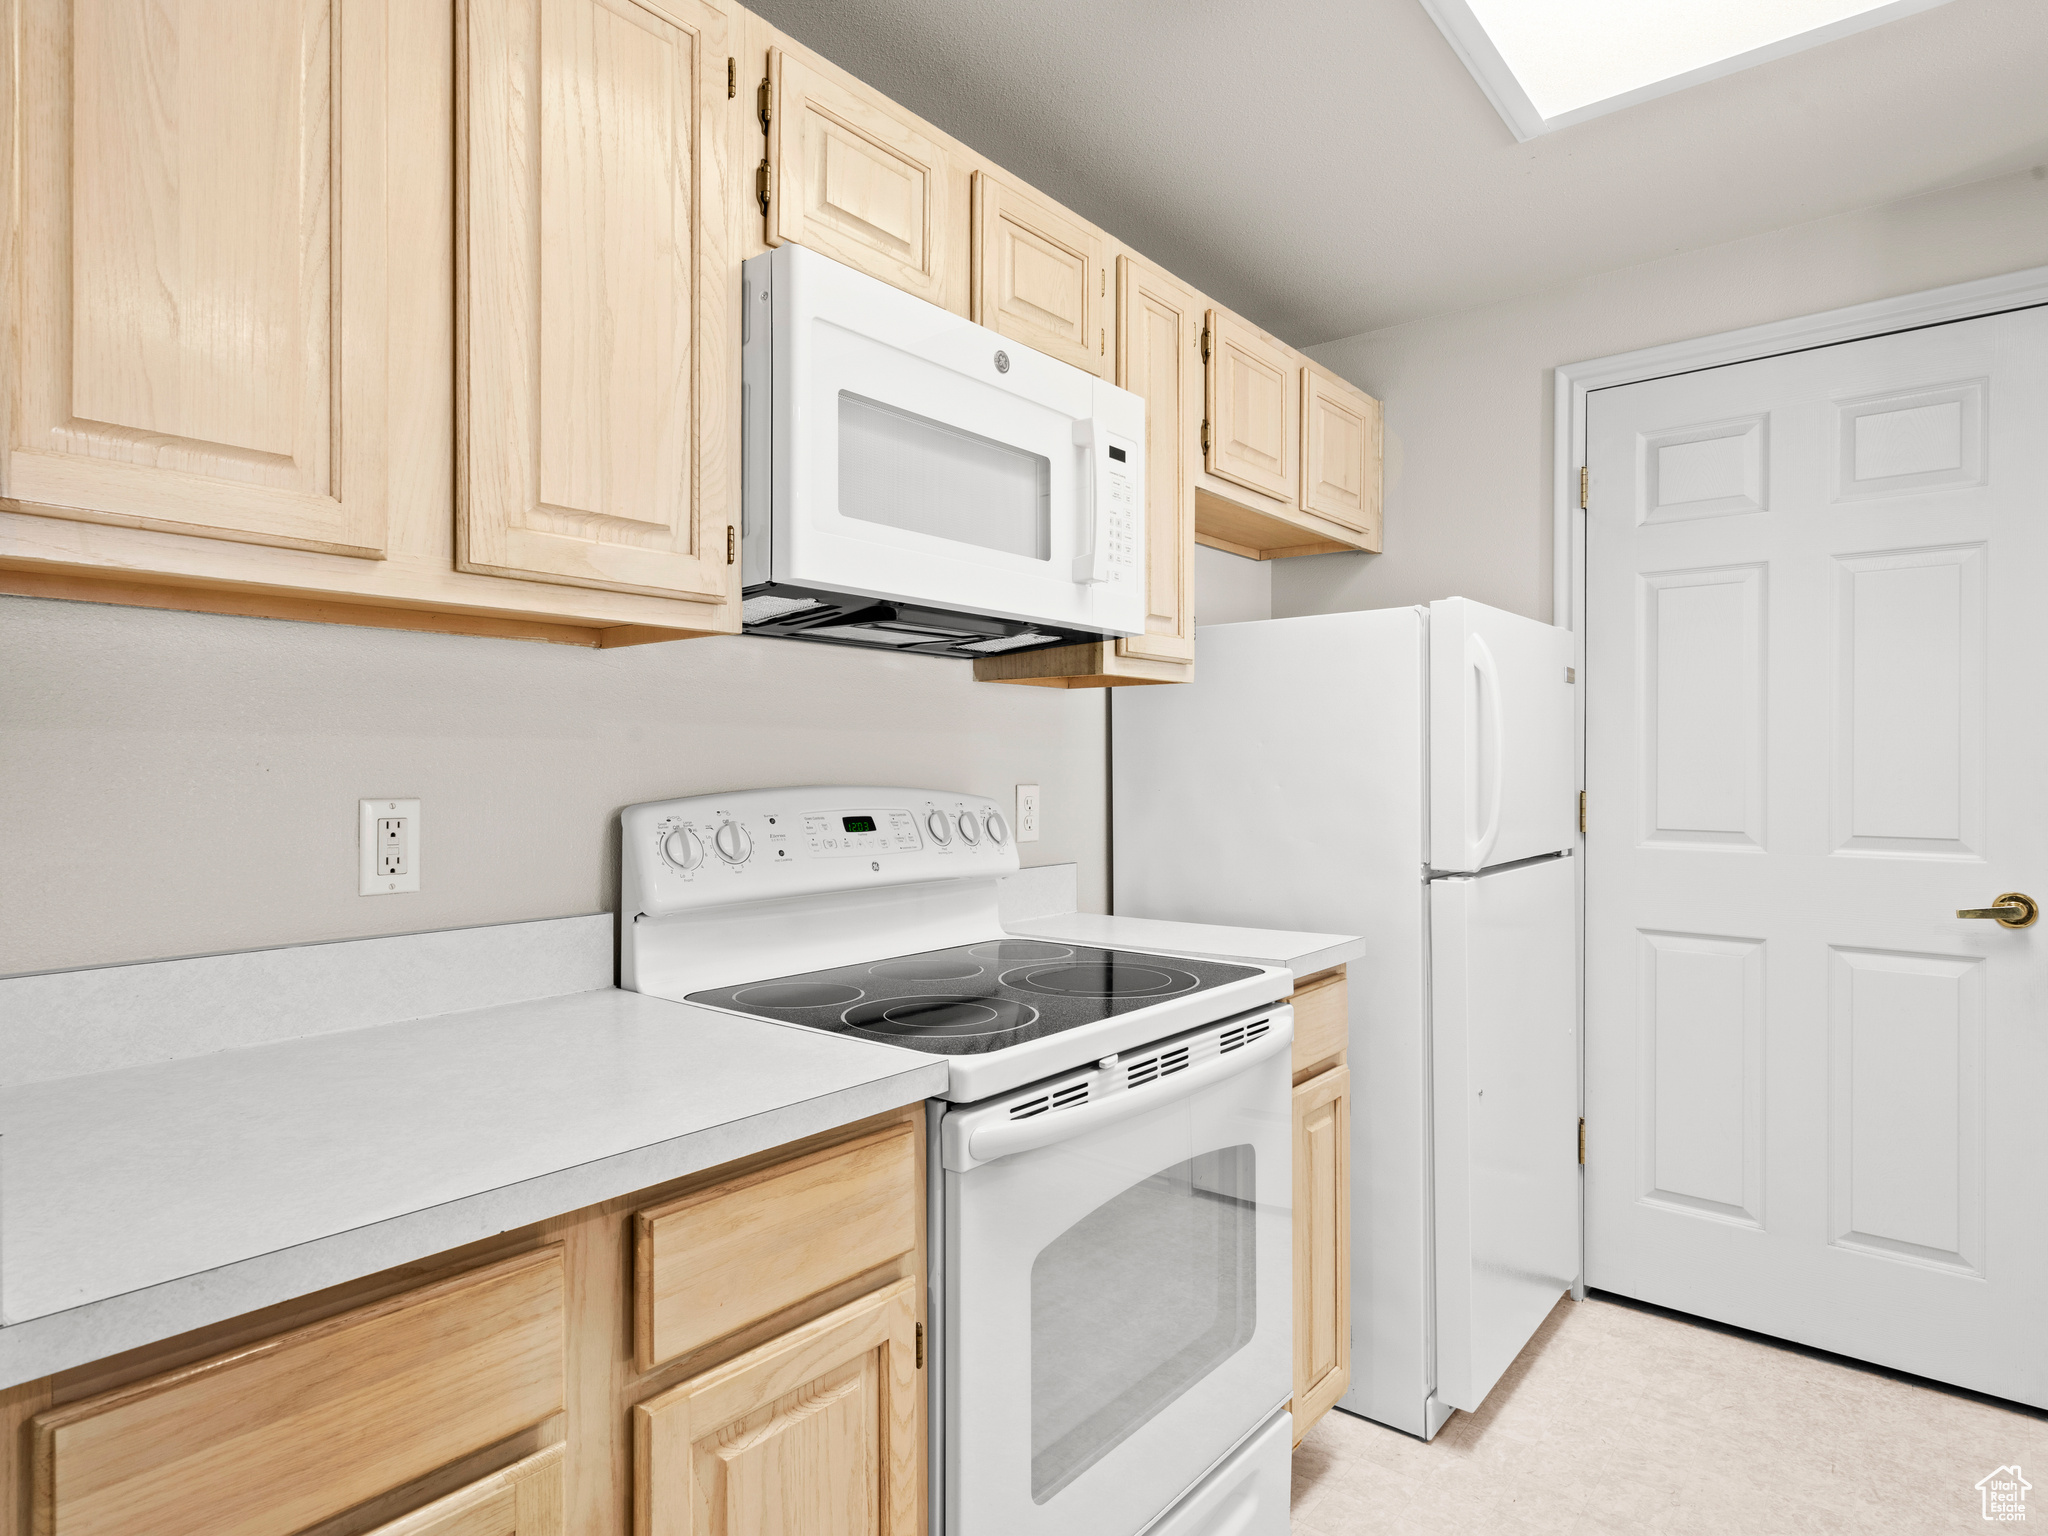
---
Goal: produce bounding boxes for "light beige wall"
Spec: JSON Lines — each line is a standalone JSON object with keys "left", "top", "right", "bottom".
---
{"left": 1193, "top": 545, "right": 1273, "bottom": 627}
{"left": 0, "top": 597, "right": 1107, "bottom": 974}
{"left": 1274, "top": 167, "right": 2048, "bottom": 623}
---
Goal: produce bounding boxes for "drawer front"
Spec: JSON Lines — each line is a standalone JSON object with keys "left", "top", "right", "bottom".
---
{"left": 636, "top": 1123, "right": 918, "bottom": 1369}
{"left": 1291, "top": 971, "right": 1349, "bottom": 1073}
{"left": 34, "top": 1249, "right": 566, "bottom": 1536}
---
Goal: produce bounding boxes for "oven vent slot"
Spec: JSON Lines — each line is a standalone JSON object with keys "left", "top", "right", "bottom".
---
{"left": 1052, "top": 1082, "right": 1091, "bottom": 1109}
{"left": 1158, "top": 1045, "right": 1190, "bottom": 1077}
{"left": 1125, "top": 1056, "right": 1160, "bottom": 1088}
{"left": 1007, "top": 1094, "right": 1051, "bottom": 1121}
{"left": 1218, "top": 1018, "right": 1271, "bottom": 1053}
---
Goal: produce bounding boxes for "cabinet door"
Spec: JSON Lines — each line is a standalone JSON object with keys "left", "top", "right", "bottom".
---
{"left": 1203, "top": 310, "right": 1296, "bottom": 502}
{"left": 765, "top": 48, "right": 949, "bottom": 302}
{"left": 634, "top": 1277, "right": 920, "bottom": 1536}
{"left": 972, "top": 172, "right": 1107, "bottom": 378}
{"left": 5, "top": 0, "right": 388, "bottom": 557}
{"left": 1292, "top": 1064, "right": 1351, "bottom": 1444}
{"left": 1114, "top": 257, "right": 1198, "bottom": 663}
{"left": 460, "top": 0, "right": 733, "bottom": 602}
{"left": 366, "top": 1446, "right": 563, "bottom": 1536}
{"left": 1301, "top": 362, "right": 1383, "bottom": 549}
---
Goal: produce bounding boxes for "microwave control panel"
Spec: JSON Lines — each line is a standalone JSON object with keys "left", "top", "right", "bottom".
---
{"left": 1104, "top": 440, "right": 1139, "bottom": 581}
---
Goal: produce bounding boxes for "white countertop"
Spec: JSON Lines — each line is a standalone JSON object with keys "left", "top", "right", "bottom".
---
{"left": 0, "top": 987, "right": 946, "bottom": 1387}
{"left": 1007, "top": 913, "right": 1365, "bottom": 979}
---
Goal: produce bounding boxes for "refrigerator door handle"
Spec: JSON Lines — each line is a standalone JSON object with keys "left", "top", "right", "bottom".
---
{"left": 1469, "top": 634, "right": 1505, "bottom": 868}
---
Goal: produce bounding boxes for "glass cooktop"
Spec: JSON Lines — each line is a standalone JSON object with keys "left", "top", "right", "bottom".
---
{"left": 686, "top": 940, "right": 1263, "bottom": 1056}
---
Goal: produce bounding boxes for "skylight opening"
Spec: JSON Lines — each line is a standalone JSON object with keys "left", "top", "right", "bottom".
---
{"left": 1418, "top": 0, "right": 1956, "bottom": 140}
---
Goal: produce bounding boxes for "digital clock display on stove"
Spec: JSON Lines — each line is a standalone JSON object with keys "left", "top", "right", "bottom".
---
{"left": 842, "top": 815, "right": 877, "bottom": 833}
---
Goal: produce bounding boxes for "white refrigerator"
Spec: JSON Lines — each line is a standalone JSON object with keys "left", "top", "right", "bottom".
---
{"left": 1112, "top": 599, "right": 1580, "bottom": 1439}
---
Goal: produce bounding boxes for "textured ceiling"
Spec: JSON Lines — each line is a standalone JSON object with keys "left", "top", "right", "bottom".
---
{"left": 744, "top": 0, "right": 2048, "bottom": 346}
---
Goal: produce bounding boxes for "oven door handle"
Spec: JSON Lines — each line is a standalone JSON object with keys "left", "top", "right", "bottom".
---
{"left": 952, "top": 1013, "right": 1294, "bottom": 1171}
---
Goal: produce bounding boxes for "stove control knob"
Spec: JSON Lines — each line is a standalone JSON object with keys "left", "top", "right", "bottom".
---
{"left": 714, "top": 821, "right": 752, "bottom": 863}
{"left": 983, "top": 810, "right": 1010, "bottom": 845}
{"left": 926, "top": 810, "right": 953, "bottom": 845}
{"left": 662, "top": 826, "right": 703, "bottom": 871}
{"left": 956, "top": 811, "right": 981, "bottom": 846}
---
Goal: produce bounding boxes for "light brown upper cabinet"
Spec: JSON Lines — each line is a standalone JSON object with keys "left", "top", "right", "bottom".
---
{"left": 972, "top": 172, "right": 1109, "bottom": 379}
{"left": 459, "top": 0, "right": 735, "bottom": 603}
{"left": 1203, "top": 309, "right": 1297, "bottom": 503}
{"left": 1301, "top": 360, "right": 1384, "bottom": 550}
{"left": 1196, "top": 307, "right": 1382, "bottom": 562}
{"left": 763, "top": 47, "right": 952, "bottom": 303}
{"left": 1115, "top": 256, "right": 1199, "bottom": 663}
{"left": 3, "top": 0, "right": 389, "bottom": 558}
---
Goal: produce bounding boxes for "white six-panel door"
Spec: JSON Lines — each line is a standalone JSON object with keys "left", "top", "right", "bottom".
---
{"left": 1583, "top": 306, "right": 2047, "bottom": 1407}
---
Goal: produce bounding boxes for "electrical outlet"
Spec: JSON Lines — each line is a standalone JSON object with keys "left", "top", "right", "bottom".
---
{"left": 1015, "top": 783, "right": 1041, "bottom": 843}
{"left": 359, "top": 798, "right": 421, "bottom": 894}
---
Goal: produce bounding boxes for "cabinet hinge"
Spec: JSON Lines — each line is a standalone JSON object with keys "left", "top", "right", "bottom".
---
{"left": 1578, "top": 1117, "right": 1586, "bottom": 1165}
{"left": 726, "top": 525, "right": 736, "bottom": 564}
{"left": 758, "top": 77, "right": 772, "bottom": 134}
{"left": 1100, "top": 327, "right": 1105, "bottom": 356}
{"left": 1579, "top": 464, "right": 1588, "bottom": 509}
{"left": 1578, "top": 790, "right": 1586, "bottom": 834}
{"left": 1200, "top": 324, "right": 1211, "bottom": 364}
{"left": 727, "top": 57, "right": 735, "bottom": 98}
{"left": 1200, "top": 418, "right": 1211, "bottom": 456}
{"left": 755, "top": 159, "right": 772, "bottom": 215}
{"left": 916, "top": 1323, "right": 925, "bottom": 1369}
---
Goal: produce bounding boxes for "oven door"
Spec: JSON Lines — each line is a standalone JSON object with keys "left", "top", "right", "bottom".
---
{"left": 939, "top": 1027, "right": 1292, "bottom": 1536}
{"left": 764, "top": 243, "right": 1145, "bottom": 635}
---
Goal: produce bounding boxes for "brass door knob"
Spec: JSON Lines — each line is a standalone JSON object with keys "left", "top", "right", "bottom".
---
{"left": 1957, "top": 892, "right": 2039, "bottom": 928}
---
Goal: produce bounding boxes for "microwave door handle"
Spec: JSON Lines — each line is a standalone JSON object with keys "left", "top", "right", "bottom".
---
{"left": 1071, "top": 418, "right": 1109, "bottom": 584}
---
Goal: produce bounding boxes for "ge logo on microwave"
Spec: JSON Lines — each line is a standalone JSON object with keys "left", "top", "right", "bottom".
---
{"left": 994, "top": 350, "right": 1010, "bottom": 374}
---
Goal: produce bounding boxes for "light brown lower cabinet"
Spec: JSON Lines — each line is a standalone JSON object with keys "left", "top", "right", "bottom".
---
{"left": 634, "top": 1278, "right": 921, "bottom": 1536}
{"left": 367, "top": 1445, "right": 564, "bottom": 1536}
{"left": 2, "top": 1105, "right": 925, "bottom": 1536}
{"left": 1292, "top": 1063, "right": 1352, "bottom": 1444}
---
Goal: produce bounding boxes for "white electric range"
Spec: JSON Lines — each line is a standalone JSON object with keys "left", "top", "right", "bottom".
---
{"left": 621, "top": 786, "right": 1297, "bottom": 1536}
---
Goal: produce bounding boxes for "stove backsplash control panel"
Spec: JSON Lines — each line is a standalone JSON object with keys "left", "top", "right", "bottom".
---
{"left": 622, "top": 785, "right": 1019, "bottom": 918}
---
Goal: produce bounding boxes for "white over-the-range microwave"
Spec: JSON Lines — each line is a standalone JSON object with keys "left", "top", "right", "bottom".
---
{"left": 740, "top": 244, "right": 1147, "bottom": 659}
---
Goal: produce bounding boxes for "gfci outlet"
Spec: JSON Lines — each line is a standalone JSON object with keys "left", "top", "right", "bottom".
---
{"left": 1015, "top": 783, "right": 1041, "bottom": 843}
{"left": 359, "top": 799, "right": 421, "bottom": 894}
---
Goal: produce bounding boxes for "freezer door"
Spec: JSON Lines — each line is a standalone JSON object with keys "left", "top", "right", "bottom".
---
{"left": 1431, "top": 855, "right": 1578, "bottom": 1412}
{"left": 1428, "top": 597, "right": 1576, "bottom": 872}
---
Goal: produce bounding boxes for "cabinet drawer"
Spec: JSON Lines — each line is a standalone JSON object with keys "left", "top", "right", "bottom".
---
{"left": 635, "top": 1124, "right": 918, "bottom": 1369}
{"left": 33, "top": 1249, "right": 566, "bottom": 1536}
{"left": 1291, "top": 970, "right": 1348, "bottom": 1073}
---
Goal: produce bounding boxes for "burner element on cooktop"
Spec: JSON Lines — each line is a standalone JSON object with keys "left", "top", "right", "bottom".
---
{"left": 869, "top": 956, "right": 987, "bottom": 981}
{"left": 966, "top": 940, "right": 1073, "bottom": 961}
{"left": 1004, "top": 962, "right": 1201, "bottom": 999}
{"left": 732, "top": 980, "right": 865, "bottom": 1009}
{"left": 843, "top": 996, "right": 1039, "bottom": 1039}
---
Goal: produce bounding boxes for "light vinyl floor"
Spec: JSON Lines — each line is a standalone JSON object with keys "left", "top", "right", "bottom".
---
{"left": 1290, "top": 1293, "right": 2048, "bottom": 1533}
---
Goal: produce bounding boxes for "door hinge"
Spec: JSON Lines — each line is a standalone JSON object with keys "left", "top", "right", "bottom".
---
{"left": 915, "top": 1323, "right": 925, "bottom": 1369}
{"left": 1578, "top": 1117, "right": 1586, "bottom": 1165}
{"left": 1100, "top": 327, "right": 1105, "bottom": 356}
{"left": 726, "top": 525, "right": 736, "bottom": 564}
{"left": 755, "top": 159, "right": 772, "bottom": 215}
{"left": 1578, "top": 790, "right": 1586, "bottom": 834}
{"left": 1579, "top": 464, "right": 1588, "bottom": 509}
{"left": 1200, "top": 419, "right": 1211, "bottom": 456}
{"left": 727, "top": 57, "right": 735, "bottom": 98}
{"left": 758, "top": 77, "right": 772, "bottom": 134}
{"left": 1200, "top": 324, "right": 1211, "bottom": 364}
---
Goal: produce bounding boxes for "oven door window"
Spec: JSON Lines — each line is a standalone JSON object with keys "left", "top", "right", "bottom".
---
{"left": 838, "top": 391, "right": 1051, "bottom": 560}
{"left": 1029, "top": 1145, "right": 1258, "bottom": 1504}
